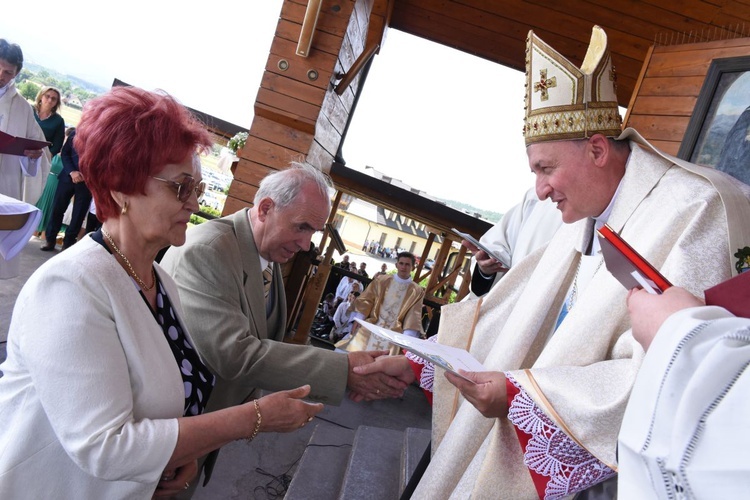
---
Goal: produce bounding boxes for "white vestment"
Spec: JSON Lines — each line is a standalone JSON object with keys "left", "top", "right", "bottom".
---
{"left": 618, "top": 306, "right": 750, "bottom": 499}
{"left": 414, "top": 140, "right": 750, "bottom": 499}
{"left": 481, "top": 187, "right": 562, "bottom": 267}
{"left": 0, "top": 81, "right": 48, "bottom": 203}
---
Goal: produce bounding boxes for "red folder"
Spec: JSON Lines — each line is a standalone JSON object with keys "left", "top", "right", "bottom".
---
{"left": 597, "top": 224, "right": 672, "bottom": 294}
{"left": 0, "top": 130, "right": 51, "bottom": 156}
{"left": 704, "top": 271, "right": 750, "bottom": 318}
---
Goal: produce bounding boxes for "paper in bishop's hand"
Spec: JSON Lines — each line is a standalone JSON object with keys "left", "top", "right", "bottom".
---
{"left": 355, "top": 319, "right": 486, "bottom": 383}
{"left": 450, "top": 228, "right": 509, "bottom": 265}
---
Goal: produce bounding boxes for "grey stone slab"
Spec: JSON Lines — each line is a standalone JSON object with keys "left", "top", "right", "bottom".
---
{"left": 285, "top": 421, "right": 356, "bottom": 499}
{"left": 400, "top": 427, "right": 431, "bottom": 496}
{"left": 338, "top": 426, "right": 404, "bottom": 500}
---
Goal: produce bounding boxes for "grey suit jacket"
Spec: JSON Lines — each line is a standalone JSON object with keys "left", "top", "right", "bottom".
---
{"left": 161, "top": 209, "right": 348, "bottom": 413}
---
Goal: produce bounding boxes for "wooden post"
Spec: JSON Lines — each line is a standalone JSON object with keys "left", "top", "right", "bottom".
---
{"left": 288, "top": 243, "right": 336, "bottom": 344}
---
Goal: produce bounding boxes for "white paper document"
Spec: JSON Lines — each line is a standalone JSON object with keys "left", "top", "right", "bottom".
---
{"left": 355, "top": 319, "right": 486, "bottom": 382}
{"left": 450, "top": 227, "right": 509, "bottom": 264}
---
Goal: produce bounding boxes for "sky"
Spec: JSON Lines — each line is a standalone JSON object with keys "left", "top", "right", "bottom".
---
{"left": 1, "top": 1, "right": 535, "bottom": 213}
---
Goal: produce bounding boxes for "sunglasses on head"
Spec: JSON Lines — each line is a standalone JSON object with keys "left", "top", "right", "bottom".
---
{"left": 150, "top": 175, "right": 206, "bottom": 203}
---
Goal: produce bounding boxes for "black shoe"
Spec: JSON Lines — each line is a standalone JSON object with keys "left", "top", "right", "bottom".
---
{"left": 40, "top": 243, "right": 55, "bottom": 251}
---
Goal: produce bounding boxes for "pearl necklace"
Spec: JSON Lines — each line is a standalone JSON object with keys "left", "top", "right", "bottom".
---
{"left": 102, "top": 229, "right": 155, "bottom": 291}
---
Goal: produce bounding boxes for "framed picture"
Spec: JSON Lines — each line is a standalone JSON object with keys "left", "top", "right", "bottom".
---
{"left": 678, "top": 55, "right": 750, "bottom": 184}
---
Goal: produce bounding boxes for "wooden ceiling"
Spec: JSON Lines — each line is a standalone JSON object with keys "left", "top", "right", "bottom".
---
{"left": 389, "top": 0, "right": 750, "bottom": 107}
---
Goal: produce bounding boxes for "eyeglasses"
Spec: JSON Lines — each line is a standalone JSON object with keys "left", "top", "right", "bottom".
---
{"left": 150, "top": 175, "right": 206, "bottom": 203}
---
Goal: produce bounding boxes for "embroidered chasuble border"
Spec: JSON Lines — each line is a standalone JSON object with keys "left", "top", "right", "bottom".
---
{"left": 521, "top": 368, "right": 618, "bottom": 471}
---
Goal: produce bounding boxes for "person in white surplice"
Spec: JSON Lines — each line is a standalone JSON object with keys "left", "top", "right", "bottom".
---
{"left": 353, "top": 25, "right": 750, "bottom": 499}
{"left": 463, "top": 187, "right": 562, "bottom": 298}
{"left": 618, "top": 285, "right": 750, "bottom": 499}
{"left": 0, "top": 39, "right": 47, "bottom": 202}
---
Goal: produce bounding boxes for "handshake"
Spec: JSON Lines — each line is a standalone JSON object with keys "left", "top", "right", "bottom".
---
{"left": 345, "top": 351, "right": 415, "bottom": 402}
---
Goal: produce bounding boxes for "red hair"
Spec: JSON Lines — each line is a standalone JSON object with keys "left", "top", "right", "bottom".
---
{"left": 75, "top": 87, "right": 212, "bottom": 221}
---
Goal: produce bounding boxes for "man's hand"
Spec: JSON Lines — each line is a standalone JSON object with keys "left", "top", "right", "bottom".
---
{"left": 352, "top": 354, "right": 414, "bottom": 384}
{"left": 445, "top": 370, "right": 507, "bottom": 419}
{"left": 461, "top": 240, "right": 508, "bottom": 275}
{"left": 347, "top": 351, "right": 409, "bottom": 401}
{"left": 70, "top": 171, "right": 85, "bottom": 183}
{"left": 627, "top": 286, "right": 703, "bottom": 351}
{"left": 23, "top": 148, "right": 42, "bottom": 160}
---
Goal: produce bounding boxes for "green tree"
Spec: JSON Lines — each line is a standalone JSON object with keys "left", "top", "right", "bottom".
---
{"left": 16, "top": 69, "right": 33, "bottom": 83}
{"left": 18, "top": 81, "right": 39, "bottom": 101}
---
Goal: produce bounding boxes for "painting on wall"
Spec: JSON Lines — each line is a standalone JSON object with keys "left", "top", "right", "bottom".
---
{"left": 678, "top": 56, "right": 750, "bottom": 185}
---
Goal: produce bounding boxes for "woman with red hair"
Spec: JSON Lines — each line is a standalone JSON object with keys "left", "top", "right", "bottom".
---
{"left": 0, "top": 87, "right": 322, "bottom": 498}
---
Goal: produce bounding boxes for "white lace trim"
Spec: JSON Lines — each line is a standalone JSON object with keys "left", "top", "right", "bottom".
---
{"left": 506, "top": 373, "right": 616, "bottom": 500}
{"left": 404, "top": 336, "right": 436, "bottom": 393}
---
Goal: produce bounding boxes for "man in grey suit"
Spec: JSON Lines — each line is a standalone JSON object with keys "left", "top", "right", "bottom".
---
{"left": 161, "top": 162, "right": 408, "bottom": 490}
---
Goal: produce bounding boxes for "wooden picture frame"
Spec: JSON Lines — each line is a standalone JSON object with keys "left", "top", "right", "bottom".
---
{"left": 678, "top": 55, "right": 750, "bottom": 184}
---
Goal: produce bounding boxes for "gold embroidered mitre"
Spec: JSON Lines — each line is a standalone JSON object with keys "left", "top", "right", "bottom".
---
{"left": 523, "top": 26, "right": 623, "bottom": 145}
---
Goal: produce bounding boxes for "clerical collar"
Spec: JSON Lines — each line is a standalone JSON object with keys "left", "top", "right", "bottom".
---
{"left": 590, "top": 175, "right": 625, "bottom": 255}
{"left": 393, "top": 274, "right": 412, "bottom": 284}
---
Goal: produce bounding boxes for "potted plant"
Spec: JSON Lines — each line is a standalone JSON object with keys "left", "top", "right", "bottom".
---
{"left": 227, "top": 131, "right": 248, "bottom": 155}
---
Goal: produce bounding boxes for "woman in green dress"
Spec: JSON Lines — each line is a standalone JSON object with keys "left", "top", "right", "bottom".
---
{"left": 32, "top": 86, "right": 66, "bottom": 234}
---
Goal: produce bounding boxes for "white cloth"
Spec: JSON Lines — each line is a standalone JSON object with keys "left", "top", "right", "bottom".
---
{"left": 618, "top": 306, "right": 750, "bottom": 499}
{"left": 0, "top": 194, "right": 41, "bottom": 279}
{"left": 335, "top": 276, "right": 362, "bottom": 300}
{"left": 0, "top": 81, "right": 48, "bottom": 202}
{"left": 480, "top": 187, "right": 563, "bottom": 268}
{"left": 333, "top": 299, "right": 355, "bottom": 337}
{"left": 0, "top": 236, "right": 184, "bottom": 498}
{"left": 469, "top": 187, "right": 562, "bottom": 298}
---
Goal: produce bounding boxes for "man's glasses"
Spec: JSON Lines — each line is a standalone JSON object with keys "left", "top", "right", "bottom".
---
{"left": 150, "top": 175, "right": 206, "bottom": 203}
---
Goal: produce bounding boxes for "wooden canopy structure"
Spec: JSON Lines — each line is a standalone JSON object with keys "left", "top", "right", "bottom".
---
{"left": 223, "top": 0, "right": 750, "bottom": 339}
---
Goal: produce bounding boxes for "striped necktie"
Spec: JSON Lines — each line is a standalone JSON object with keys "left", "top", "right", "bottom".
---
{"left": 263, "top": 265, "right": 273, "bottom": 301}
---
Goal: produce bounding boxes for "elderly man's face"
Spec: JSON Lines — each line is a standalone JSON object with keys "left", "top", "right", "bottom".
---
{"left": 255, "top": 183, "right": 329, "bottom": 263}
{"left": 528, "top": 139, "right": 603, "bottom": 223}
{"left": 0, "top": 59, "right": 18, "bottom": 88}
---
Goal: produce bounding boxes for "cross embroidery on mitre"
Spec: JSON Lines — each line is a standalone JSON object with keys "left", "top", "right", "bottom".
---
{"left": 534, "top": 69, "right": 557, "bottom": 101}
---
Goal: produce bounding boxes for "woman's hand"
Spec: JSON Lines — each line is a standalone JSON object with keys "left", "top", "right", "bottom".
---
{"left": 256, "top": 385, "right": 324, "bottom": 433}
{"left": 152, "top": 459, "right": 198, "bottom": 498}
{"left": 445, "top": 370, "right": 508, "bottom": 418}
{"left": 627, "top": 287, "right": 703, "bottom": 351}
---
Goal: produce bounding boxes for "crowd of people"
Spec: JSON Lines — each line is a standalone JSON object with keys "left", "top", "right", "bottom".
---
{"left": 362, "top": 238, "right": 407, "bottom": 260}
{"left": 2, "top": 24, "right": 750, "bottom": 500}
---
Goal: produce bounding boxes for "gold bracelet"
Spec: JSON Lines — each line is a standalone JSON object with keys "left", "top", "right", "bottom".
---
{"left": 246, "top": 399, "right": 262, "bottom": 442}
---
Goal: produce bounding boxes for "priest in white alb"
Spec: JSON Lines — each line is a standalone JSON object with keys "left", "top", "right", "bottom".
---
{"left": 336, "top": 251, "right": 425, "bottom": 355}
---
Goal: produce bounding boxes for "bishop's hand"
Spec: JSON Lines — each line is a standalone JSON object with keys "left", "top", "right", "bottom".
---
{"left": 445, "top": 370, "right": 508, "bottom": 419}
